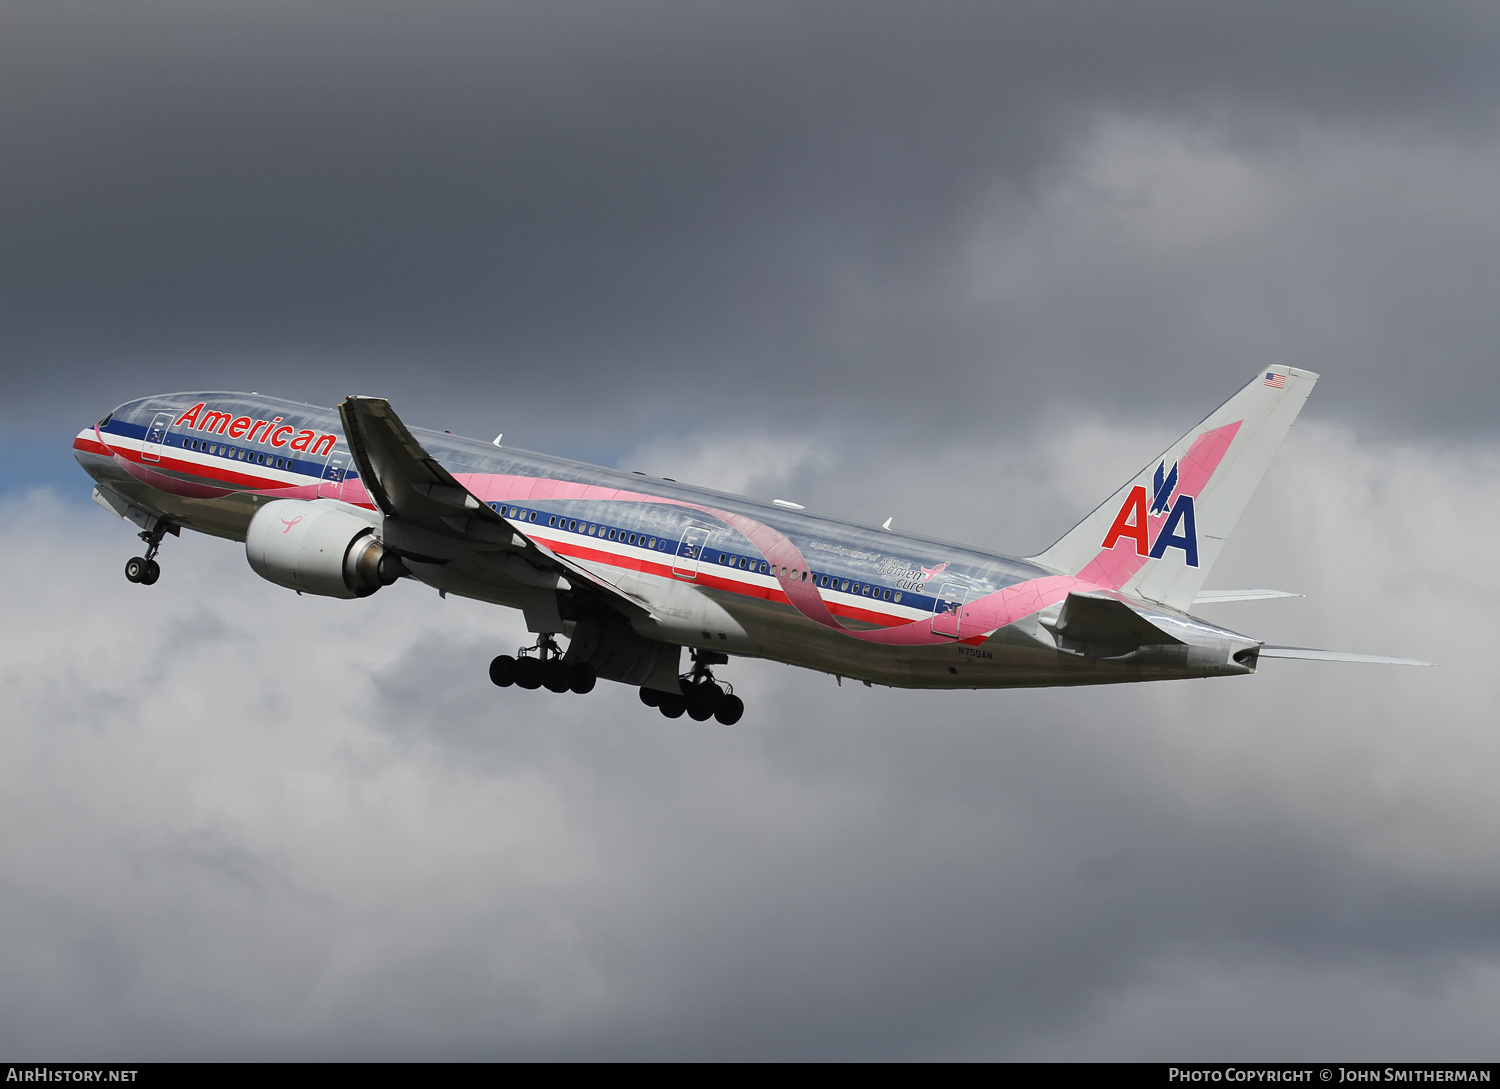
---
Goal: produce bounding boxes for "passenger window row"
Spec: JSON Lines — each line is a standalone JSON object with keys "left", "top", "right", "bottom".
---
{"left": 813, "top": 572, "right": 901, "bottom": 603}
{"left": 488, "top": 503, "right": 666, "bottom": 551}
{"left": 714, "top": 552, "right": 903, "bottom": 603}
{"left": 182, "top": 435, "right": 295, "bottom": 471}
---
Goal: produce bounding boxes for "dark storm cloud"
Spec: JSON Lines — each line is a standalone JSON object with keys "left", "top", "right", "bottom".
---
{"left": 4, "top": 1, "right": 1500, "bottom": 453}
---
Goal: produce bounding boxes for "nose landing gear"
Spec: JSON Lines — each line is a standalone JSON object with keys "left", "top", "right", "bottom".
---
{"left": 489, "top": 636, "right": 596, "bottom": 695}
{"left": 640, "top": 649, "right": 743, "bottom": 725}
{"left": 124, "top": 522, "right": 174, "bottom": 585}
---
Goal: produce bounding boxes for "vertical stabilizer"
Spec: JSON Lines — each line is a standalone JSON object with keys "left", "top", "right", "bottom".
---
{"left": 1028, "top": 367, "right": 1318, "bottom": 612}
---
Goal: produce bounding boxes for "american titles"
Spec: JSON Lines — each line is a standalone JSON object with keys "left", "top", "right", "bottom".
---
{"left": 172, "top": 402, "right": 338, "bottom": 457}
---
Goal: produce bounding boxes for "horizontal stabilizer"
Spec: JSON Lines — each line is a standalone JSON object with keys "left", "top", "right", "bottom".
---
{"left": 1053, "top": 591, "right": 1184, "bottom": 651}
{"left": 1258, "top": 645, "right": 1433, "bottom": 667}
{"left": 1194, "top": 589, "right": 1302, "bottom": 603}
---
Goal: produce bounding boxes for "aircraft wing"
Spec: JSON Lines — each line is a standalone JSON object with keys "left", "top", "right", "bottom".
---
{"left": 338, "top": 396, "right": 653, "bottom": 616}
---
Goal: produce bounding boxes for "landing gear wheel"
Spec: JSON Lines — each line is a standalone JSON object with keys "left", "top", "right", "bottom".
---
{"left": 658, "top": 695, "right": 686, "bottom": 719}
{"left": 124, "top": 557, "right": 146, "bottom": 583}
{"left": 639, "top": 687, "right": 662, "bottom": 708}
{"left": 513, "top": 657, "right": 542, "bottom": 690}
{"left": 139, "top": 559, "right": 160, "bottom": 586}
{"left": 682, "top": 679, "right": 722, "bottom": 721}
{"left": 541, "top": 659, "right": 573, "bottom": 693}
{"left": 489, "top": 655, "right": 517, "bottom": 687}
{"left": 569, "top": 663, "right": 597, "bottom": 695}
{"left": 714, "top": 694, "right": 745, "bottom": 726}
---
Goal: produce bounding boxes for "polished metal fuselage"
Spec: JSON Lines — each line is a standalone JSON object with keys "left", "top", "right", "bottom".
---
{"left": 75, "top": 392, "right": 1260, "bottom": 689}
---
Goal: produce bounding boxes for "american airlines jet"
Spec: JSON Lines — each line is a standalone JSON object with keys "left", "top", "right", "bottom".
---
{"left": 73, "top": 368, "right": 1426, "bottom": 725}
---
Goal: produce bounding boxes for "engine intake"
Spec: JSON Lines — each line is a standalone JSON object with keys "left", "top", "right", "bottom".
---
{"left": 246, "top": 499, "right": 405, "bottom": 599}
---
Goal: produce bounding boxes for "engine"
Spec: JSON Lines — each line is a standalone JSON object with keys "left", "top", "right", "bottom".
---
{"left": 245, "top": 499, "right": 405, "bottom": 599}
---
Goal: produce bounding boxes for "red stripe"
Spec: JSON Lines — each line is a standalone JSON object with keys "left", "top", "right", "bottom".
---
{"left": 545, "top": 537, "right": 910, "bottom": 628}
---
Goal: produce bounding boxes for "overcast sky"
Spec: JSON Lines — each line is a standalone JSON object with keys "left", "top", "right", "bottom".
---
{"left": 2, "top": 0, "right": 1498, "bottom": 1060}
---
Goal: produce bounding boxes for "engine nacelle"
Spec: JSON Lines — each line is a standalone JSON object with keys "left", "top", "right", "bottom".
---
{"left": 246, "top": 499, "right": 404, "bottom": 599}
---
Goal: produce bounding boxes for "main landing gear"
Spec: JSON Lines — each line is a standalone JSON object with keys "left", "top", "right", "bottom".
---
{"left": 123, "top": 522, "right": 173, "bottom": 586}
{"left": 489, "top": 636, "right": 597, "bottom": 695}
{"left": 639, "top": 649, "right": 744, "bottom": 726}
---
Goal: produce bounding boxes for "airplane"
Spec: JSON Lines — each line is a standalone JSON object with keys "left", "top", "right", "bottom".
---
{"left": 72, "top": 367, "right": 1428, "bottom": 725}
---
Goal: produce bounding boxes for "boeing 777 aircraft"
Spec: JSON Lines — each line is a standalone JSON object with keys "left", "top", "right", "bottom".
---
{"left": 72, "top": 367, "right": 1426, "bottom": 724}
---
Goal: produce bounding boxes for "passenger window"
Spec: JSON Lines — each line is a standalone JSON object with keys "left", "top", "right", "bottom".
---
{"left": 883, "top": 589, "right": 891, "bottom": 601}
{"left": 628, "top": 533, "right": 636, "bottom": 544}
{"left": 738, "top": 557, "right": 746, "bottom": 568}
{"left": 529, "top": 512, "right": 536, "bottom": 522}
{"left": 760, "top": 561, "right": 769, "bottom": 574}
{"left": 862, "top": 585, "right": 870, "bottom": 596}
{"left": 589, "top": 525, "right": 597, "bottom": 535}
{"left": 894, "top": 592, "right": 902, "bottom": 602}
{"left": 608, "top": 529, "right": 616, "bottom": 540}
{"left": 549, "top": 516, "right": 557, "bottom": 527}
{"left": 648, "top": 538, "right": 657, "bottom": 548}
{"left": 841, "top": 580, "right": 850, "bottom": 592}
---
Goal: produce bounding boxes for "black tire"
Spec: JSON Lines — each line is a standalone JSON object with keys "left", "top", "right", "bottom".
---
{"left": 714, "top": 694, "right": 745, "bottom": 726}
{"left": 514, "top": 657, "right": 542, "bottom": 690}
{"left": 488, "top": 655, "right": 516, "bottom": 687}
{"left": 541, "top": 660, "right": 572, "bottom": 693}
{"left": 140, "top": 559, "right": 160, "bottom": 585}
{"left": 658, "top": 695, "right": 686, "bottom": 719}
{"left": 124, "top": 557, "right": 145, "bottom": 583}
{"left": 684, "top": 681, "right": 721, "bottom": 719}
{"left": 569, "top": 663, "right": 597, "bottom": 694}
{"left": 639, "top": 687, "right": 662, "bottom": 708}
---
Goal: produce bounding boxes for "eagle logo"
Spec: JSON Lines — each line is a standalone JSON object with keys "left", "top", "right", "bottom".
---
{"left": 1150, "top": 460, "right": 1179, "bottom": 516}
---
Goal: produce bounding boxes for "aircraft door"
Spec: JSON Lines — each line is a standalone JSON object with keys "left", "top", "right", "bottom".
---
{"left": 673, "top": 524, "right": 712, "bottom": 579}
{"left": 931, "top": 583, "right": 968, "bottom": 638}
{"left": 319, "top": 451, "right": 347, "bottom": 500}
{"left": 141, "top": 411, "right": 173, "bottom": 463}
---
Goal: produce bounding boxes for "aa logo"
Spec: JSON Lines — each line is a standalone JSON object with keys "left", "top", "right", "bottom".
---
{"left": 1101, "top": 460, "right": 1199, "bottom": 566}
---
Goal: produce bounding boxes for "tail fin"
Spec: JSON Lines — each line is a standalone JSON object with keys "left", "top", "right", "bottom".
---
{"left": 1028, "top": 366, "right": 1318, "bottom": 612}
